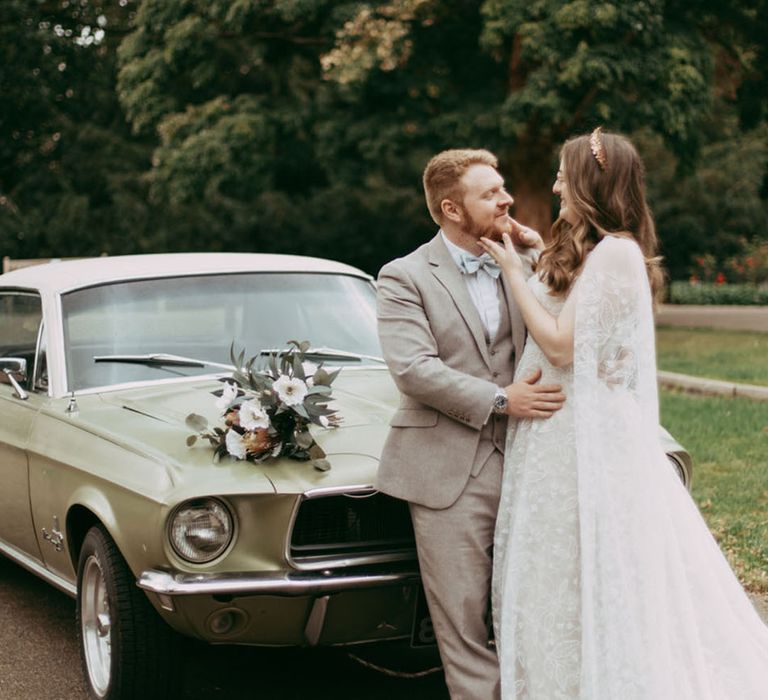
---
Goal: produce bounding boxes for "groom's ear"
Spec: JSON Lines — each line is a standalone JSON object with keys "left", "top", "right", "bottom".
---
{"left": 441, "top": 198, "right": 462, "bottom": 223}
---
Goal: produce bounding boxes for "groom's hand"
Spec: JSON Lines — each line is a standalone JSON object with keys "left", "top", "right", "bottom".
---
{"left": 504, "top": 368, "right": 565, "bottom": 418}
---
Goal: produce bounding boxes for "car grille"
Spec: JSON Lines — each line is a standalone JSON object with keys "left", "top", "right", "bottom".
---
{"left": 290, "top": 491, "right": 416, "bottom": 561}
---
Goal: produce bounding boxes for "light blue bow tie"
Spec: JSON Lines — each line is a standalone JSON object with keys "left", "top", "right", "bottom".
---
{"left": 458, "top": 252, "right": 501, "bottom": 278}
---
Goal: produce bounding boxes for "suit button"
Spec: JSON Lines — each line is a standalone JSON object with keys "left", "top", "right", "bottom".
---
{"left": 492, "top": 371, "right": 499, "bottom": 378}
{"left": 490, "top": 349, "right": 497, "bottom": 356}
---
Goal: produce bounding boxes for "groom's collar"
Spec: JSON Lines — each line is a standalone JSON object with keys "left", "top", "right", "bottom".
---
{"left": 439, "top": 231, "right": 472, "bottom": 271}
{"left": 427, "top": 230, "right": 462, "bottom": 270}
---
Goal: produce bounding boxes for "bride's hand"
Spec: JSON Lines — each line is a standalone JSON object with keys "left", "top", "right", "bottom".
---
{"left": 479, "top": 232, "right": 523, "bottom": 276}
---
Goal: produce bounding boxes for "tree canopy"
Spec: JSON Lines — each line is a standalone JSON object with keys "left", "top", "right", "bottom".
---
{"left": 1, "top": 0, "right": 766, "bottom": 279}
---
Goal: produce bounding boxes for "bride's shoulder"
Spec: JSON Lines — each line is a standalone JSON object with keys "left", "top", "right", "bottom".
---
{"left": 586, "top": 235, "right": 643, "bottom": 272}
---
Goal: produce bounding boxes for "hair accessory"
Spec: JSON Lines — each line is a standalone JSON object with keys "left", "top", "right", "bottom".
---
{"left": 590, "top": 126, "right": 607, "bottom": 171}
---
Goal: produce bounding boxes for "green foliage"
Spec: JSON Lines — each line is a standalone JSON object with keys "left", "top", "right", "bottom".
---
{"left": 2, "top": 1, "right": 767, "bottom": 277}
{"left": 668, "top": 281, "right": 768, "bottom": 305}
{"left": 0, "top": 0, "right": 153, "bottom": 261}
{"left": 640, "top": 117, "right": 768, "bottom": 279}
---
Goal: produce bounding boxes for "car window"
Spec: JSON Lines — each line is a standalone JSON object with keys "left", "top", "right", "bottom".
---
{"left": 0, "top": 291, "right": 43, "bottom": 390}
{"left": 61, "top": 272, "right": 381, "bottom": 391}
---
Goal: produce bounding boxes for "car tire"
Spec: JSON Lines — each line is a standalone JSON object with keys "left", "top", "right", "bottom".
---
{"left": 76, "top": 524, "right": 182, "bottom": 700}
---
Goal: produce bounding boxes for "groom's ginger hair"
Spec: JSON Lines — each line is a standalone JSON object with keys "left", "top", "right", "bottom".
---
{"left": 423, "top": 149, "right": 498, "bottom": 225}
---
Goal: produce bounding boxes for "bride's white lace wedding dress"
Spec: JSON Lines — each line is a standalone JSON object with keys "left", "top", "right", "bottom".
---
{"left": 492, "top": 236, "right": 768, "bottom": 699}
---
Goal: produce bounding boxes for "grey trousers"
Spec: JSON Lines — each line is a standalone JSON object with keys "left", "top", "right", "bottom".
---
{"left": 409, "top": 450, "right": 503, "bottom": 700}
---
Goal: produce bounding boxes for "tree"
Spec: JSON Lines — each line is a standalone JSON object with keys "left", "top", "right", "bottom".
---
{"left": 320, "top": 0, "right": 721, "bottom": 235}
{"left": 0, "top": 0, "right": 151, "bottom": 262}
{"left": 110, "top": 1, "right": 768, "bottom": 275}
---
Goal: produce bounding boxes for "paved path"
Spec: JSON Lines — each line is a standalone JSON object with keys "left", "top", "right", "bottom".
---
{"left": 0, "top": 556, "right": 448, "bottom": 700}
{"left": 655, "top": 304, "right": 768, "bottom": 400}
{"left": 657, "top": 304, "right": 768, "bottom": 332}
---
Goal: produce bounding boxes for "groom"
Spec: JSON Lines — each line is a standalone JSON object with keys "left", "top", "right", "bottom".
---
{"left": 376, "top": 149, "right": 565, "bottom": 699}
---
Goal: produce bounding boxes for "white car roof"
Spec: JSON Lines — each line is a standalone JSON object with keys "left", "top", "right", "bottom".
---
{"left": 0, "top": 252, "right": 372, "bottom": 295}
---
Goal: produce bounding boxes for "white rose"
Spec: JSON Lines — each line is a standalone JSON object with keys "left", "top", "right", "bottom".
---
{"left": 239, "top": 399, "right": 270, "bottom": 431}
{"left": 272, "top": 375, "right": 308, "bottom": 407}
{"left": 215, "top": 381, "right": 238, "bottom": 412}
{"left": 225, "top": 429, "right": 247, "bottom": 460}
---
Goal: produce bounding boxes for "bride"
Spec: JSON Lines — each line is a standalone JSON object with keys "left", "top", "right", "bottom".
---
{"left": 480, "top": 128, "right": 768, "bottom": 699}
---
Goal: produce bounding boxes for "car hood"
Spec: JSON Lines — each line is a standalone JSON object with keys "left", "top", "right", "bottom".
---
{"left": 82, "top": 368, "right": 399, "bottom": 497}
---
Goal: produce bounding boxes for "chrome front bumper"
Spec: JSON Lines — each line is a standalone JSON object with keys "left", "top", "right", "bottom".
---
{"left": 137, "top": 567, "right": 421, "bottom": 598}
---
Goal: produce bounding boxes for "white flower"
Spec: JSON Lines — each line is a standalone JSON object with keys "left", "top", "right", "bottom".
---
{"left": 215, "top": 382, "right": 238, "bottom": 412}
{"left": 273, "top": 375, "right": 308, "bottom": 406}
{"left": 239, "top": 399, "right": 270, "bottom": 431}
{"left": 318, "top": 415, "right": 330, "bottom": 428}
{"left": 225, "top": 429, "right": 247, "bottom": 460}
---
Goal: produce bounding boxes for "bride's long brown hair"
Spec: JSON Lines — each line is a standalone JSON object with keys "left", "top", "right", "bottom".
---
{"left": 537, "top": 131, "right": 664, "bottom": 299}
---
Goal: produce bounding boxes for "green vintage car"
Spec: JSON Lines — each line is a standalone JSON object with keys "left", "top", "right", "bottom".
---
{"left": 0, "top": 253, "right": 692, "bottom": 699}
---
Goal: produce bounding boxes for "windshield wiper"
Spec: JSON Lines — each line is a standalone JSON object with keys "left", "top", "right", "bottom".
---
{"left": 257, "top": 346, "right": 385, "bottom": 364}
{"left": 93, "top": 353, "right": 235, "bottom": 370}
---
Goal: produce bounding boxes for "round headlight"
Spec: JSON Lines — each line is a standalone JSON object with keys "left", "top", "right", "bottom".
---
{"left": 169, "top": 498, "right": 234, "bottom": 563}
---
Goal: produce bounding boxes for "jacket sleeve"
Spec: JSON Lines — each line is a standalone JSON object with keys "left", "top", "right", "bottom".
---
{"left": 376, "top": 260, "right": 498, "bottom": 431}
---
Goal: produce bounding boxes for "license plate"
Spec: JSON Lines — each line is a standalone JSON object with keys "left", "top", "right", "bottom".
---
{"left": 410, "top": 585, "right": 437, "bottom": 647}
{"left": 409, "top": 585, "right": 495, "bottom": 648}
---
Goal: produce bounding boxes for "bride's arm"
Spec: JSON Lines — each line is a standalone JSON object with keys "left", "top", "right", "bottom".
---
{"left": 480, "top": 233, "right": 577, "bottom": 368}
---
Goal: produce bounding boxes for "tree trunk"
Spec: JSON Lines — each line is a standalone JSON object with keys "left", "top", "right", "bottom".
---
{"left": 501, "top": 145, "right": 556, "bottom": 242}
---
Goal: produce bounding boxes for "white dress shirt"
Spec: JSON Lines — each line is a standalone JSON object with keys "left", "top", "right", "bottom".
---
{"left": 441, "top": 231, "right": 501, "bottom": 342}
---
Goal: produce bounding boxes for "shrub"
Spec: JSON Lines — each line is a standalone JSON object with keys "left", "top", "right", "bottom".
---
{"left": 668, "top": 281, "right": 768, "bottom": 305}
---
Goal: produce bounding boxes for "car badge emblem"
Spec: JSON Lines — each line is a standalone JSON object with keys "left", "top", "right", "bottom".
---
{"left": 42, "top": 516, "right": 65, "bottom": 552}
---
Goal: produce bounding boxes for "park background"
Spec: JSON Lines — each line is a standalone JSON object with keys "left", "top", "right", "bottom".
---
{"left": 0, "top": 3, "right": 767, "bottom": 696}
{"left": 1, "top": 0, "right": 767, "bottom": 293}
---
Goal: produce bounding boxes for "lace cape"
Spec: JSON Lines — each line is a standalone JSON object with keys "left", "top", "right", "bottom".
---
{"left": 573, "top": 236, "right": 768, "bottom": 698}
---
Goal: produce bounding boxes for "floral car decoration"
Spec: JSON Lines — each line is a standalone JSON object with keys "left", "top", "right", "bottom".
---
{"left": 185, "top": 340, "right": 341, "bottom": 471}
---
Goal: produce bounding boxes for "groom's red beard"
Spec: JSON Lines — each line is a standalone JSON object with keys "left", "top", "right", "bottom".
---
{"left": 459, "top": 209, "right": 512, "bottom": 242}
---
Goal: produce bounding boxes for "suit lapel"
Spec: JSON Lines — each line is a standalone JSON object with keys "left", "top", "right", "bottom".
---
{"left": 427, "top": 235, "right": 492, "bottom": 368}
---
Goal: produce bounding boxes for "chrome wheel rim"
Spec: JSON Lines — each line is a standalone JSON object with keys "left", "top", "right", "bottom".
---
{"left": 81, "top": 554, "right": 112, "bottom": 697}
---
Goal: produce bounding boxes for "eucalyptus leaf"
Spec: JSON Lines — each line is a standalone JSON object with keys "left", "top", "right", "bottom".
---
{"left": 308, "top": 443, "right": 326, "bottom": 460}
{"left": 186, "top": 434, "right": 198, "bottom": 447}
{"left": 185, "top": 413, "right": 208, "bottom": 432}
{"left": 293, "top": 353, "right": 305, "bottom": 380}
{"left": 308, "top": 384, "right": 332, "bottom": 395}
{"left": 312, "top": 458, "right": 331, "bottom": 472}
{"left": 313, "top": 368, "right": 331, "bottom": 386}
{"left": 295, "top": 430, "right": 314, "bottom": 449}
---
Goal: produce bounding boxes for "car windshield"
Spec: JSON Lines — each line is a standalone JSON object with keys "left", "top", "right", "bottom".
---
{"left": 61, "top": 272, "right": 381, "bottom": 391}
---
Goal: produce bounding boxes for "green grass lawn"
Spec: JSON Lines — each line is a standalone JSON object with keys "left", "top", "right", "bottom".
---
{"left": 656, "top": 327, "right": 768, "bottom": 386}
{"left": 660, "top": 389, "right": 768, "bottom": 592}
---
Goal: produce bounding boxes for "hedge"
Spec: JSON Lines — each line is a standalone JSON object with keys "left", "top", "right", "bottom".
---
{"left": 668, "top": 281, "right": 768, "bottom": 305}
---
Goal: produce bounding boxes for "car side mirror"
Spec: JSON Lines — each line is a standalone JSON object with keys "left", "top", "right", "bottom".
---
{"left": 0, "top": 357, "right": 29, "bottom": 400}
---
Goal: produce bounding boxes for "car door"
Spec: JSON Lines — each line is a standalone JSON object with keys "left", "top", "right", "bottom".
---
{"left": 0, "top": 290, "right": 44, "bottom": 559}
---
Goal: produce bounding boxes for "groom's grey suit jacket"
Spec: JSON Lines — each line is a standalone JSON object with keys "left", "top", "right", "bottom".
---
{"left": 376, "top": 233, "right": 531, "bottom": 509}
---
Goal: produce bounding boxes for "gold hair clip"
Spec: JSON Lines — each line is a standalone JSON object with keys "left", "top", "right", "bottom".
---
{"left": 590, "top": 126, "right": 607, "bottom": 171}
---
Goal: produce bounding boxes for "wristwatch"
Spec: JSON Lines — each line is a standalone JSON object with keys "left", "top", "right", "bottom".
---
{"left": 492, "top": 388, "right": 508, "bottom": 415}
